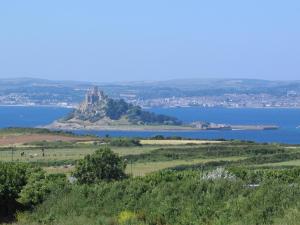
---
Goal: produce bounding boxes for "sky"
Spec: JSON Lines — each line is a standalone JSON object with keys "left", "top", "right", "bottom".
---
{"left": 0, "top": 0, "right": 300, "bottom": 82}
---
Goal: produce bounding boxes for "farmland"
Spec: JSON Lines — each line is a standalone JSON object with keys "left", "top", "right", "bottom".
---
{"left": 1, "top": 128, "right": 300, "bottom": 175}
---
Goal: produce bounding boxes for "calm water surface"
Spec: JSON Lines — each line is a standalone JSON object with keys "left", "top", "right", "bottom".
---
{"left": 1, "top": 106, "right": 300, "bottom": 144}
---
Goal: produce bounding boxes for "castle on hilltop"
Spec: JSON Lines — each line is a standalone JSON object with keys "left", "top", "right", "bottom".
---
{"left": 85, "top": 86, "right": 106, "bottom": 105}
{"left": 76, "top": 86, "right": 108, "bottom": 114}
{"left": 61, "top": 86, "right": 182, "bottom": 125}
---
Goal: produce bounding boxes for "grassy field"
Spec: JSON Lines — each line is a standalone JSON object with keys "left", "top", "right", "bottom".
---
{"left": 258, "top": 159, "right": 300, "bottom": 167}
{"left": 2, "top": 128, "right": 300, "bottom": 177}
{"left": 0, "top": 132, "right": 226, "bottom": 176}
{"left": 126, "top": 156, "right": 245, "bottom": 176}
{"left": 0, "top": 145, "right": 156, "bottom": 162}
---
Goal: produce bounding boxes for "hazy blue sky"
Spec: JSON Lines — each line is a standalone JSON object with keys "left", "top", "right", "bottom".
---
{"left": 0, "top": 0, "right": 299, "bottom": 82}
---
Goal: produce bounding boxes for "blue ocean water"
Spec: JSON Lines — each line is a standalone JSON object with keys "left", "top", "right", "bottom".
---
{"left": 0, "top": 106, "right": 300, "bottom": 144}
{"left": 0, "top": 106, "right": 71, "bottom": 128}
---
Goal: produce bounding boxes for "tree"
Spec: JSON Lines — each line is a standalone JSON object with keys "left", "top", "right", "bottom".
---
{"left": 0, "top": 162, "right": 28, "bottom": 221}
{"left": 19, "top": 173, "right": 66, "bottom": 207}
{"left": 0, "top": 162, "right": 65, "bottom": 222}
{"left": 73, "top": 147, "right": 127, "bottom": 184}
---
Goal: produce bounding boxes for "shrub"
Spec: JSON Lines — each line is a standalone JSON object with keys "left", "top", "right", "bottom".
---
{"left": 73, "top": 147, "right": 127, "bottom": 184}
{"left": 19, "top": 172, "right": 66, "bottom": 207}
{"left": 0, "top": 162, "right": 28, "bottom": 221}
{"left": 0, "top": 162, "right": 65, "bottom": 222}
{"left": 14, "top": 169, "right": 300, "bottom": 225}
{"left": 110, "top": 138, "right": 141, "bottom": 147}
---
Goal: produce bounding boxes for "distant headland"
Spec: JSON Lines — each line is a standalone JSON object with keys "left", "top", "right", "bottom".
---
{"left": 45, "top": 87, "right": 279, "bottom": 131}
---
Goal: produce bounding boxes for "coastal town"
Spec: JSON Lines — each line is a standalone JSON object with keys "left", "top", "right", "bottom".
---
{"left": 125, "top": 91, "right": 300, "bottom": 108}
{"left": 1, "top": 90, "right": 300, "bottom": 109}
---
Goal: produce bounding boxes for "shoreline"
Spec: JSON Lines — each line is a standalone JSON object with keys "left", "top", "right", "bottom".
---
{"left": 44, "top": 122, "right": 280, "bottom": 132}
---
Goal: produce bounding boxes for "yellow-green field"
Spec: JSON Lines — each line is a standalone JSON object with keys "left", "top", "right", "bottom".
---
{"left": 126, "top": 156, "right": 245, "bottom": 176}
{"left": 0, "top": 137, "right": 234, "bottom": 176}
{"left": 140, "top": 139, "right": 222, "bottom": 145}
{"left": 43, "top": 156, "right": 245, "bottom": 176}
{"left": 0, "top": 145, "right": 155, "bottom": 162}
{"left": 2, "top": 128, "right": 300, "bottom": 178}
{"left": 258, "top": 159, "right": 300, "bottom": 167}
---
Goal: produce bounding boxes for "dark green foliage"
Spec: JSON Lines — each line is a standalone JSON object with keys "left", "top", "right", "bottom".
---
{"left": 104, "top": 98, "right": 181, "bottom": 125}
{"left": 18, "top": 169, "right": 300, "bottom": 225}
{"left": 0, "top": 162, "right": 66, "bottom": 222}
{"left": 123, "top": 143, "right": 287, "bottom": 164}
{"left": 73, "top": 147, "right": 127, "bottom": 184}
{"left": 127, "top": 106, "right": 182, "bottom": 125}
{"left": 151, "top": 135, "right": 165, "bottom": 140}
{"left": 28, "top": 159, "right": 77, "bottom": 167}
{"left": 25, "top": 140, "right": 76, "bottom": 148}
{"left": 229, "top": 167, "right": 300, "bottom": 183}
{"left": 0, "top": 127, "right": 74, "bottom": 136}
{"left": 19, "top": 172, "right": 67, "bottom": 208}
{"left": 0, "top": 162, "right": 28, "bottom": 221}
{"left": 241, "top": 152, "right": 300, "bottom": 165}
{"left": 110, "top": 138, "right": 141, "bottom": 147}
{"left": 105, "top": 99, "right": 129, "bottom": 120}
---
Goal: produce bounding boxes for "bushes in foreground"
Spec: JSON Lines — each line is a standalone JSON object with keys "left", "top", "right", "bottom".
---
{"left": 0, "top": 162, "right": 28, "bottom": 222}
{"left": 0, "top": 162, "right": 66, "bottom": 223}
{"left": 17, "top": 169, "right": 300, "bottom": 225}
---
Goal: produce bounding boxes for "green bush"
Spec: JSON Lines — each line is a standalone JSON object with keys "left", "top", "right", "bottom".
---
{"left": 19, "top": 172, "right": 66, "bottom": 207}
{"left": 73, "top": 147, "right": 127, "bottom": 184}
{"left": 110, "top": 138, "right": 141, "bottom": 147}
{"left": 0, "top": 162, "right": 28, "bottom": 221}
{"left": 0, "top": 162, "right": 66, "bottom": 222}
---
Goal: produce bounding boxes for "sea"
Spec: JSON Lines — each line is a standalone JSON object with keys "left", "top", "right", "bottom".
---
{"left": 0, "top": 106, "right": 300, "bottom": 144}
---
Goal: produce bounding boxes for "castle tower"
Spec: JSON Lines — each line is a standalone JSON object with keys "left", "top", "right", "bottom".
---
{"left": 85, "top": 86, "right": 106, "bottom": 105}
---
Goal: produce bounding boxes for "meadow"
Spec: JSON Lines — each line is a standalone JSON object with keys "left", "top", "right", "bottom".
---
{"left": 1, "top": 136, "right": 290, "bottom": 176}
{"left": 1, "top": 128, "right": 300, "bottom": 177}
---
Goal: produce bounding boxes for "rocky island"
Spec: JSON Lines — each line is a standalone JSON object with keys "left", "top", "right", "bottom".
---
{"left": 46, "top": 87, "right": 191, "bottom": 131}
{"left": 46, "top": 87, "right": 279, "bottom": 131}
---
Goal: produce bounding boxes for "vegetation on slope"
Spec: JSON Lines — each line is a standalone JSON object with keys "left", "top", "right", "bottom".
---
{"left": 0, "top": 162, "right": 65, "bottom": 223}
{"left": 16, "top": 169, "right": 300, "bottom": 225}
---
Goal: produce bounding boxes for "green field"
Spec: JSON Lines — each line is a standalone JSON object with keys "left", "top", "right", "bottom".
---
{"left": 0, "top": 140, "right": 242, "bottom": 175}
{"left": 1, "top": 134, "right": 300, "bottom": 176}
